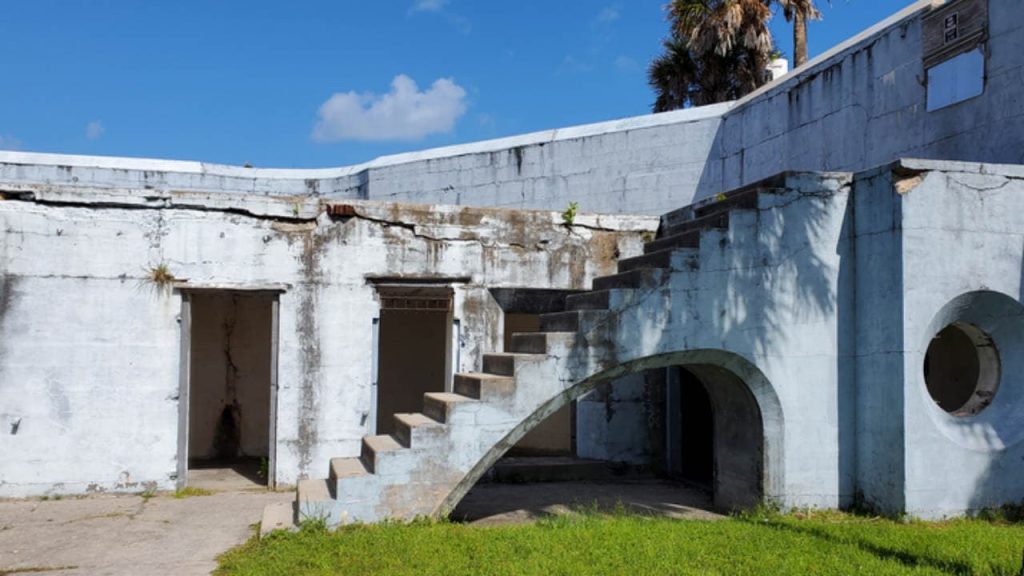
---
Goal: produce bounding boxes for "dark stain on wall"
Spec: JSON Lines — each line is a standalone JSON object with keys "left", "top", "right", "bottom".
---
{"left": 294, "top": 229, "right": 325, "bottom": 475}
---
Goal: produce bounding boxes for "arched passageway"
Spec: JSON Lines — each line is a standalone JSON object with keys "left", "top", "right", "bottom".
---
{"left": 443, "top": 349, "right": 783, "bottom": 515}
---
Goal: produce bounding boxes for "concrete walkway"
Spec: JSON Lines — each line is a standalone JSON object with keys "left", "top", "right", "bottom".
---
{"left": 0, "top": 490, "right": 292, "bottom": 576}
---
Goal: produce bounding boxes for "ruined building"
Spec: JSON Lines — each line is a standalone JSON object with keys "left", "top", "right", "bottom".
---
{"left": 1, "top": 0, "right": 1023, "bottom": 523}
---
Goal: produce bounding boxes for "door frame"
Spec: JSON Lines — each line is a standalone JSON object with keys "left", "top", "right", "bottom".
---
{"left": 176, "top": 286, "right": 284, "bottom": 489}
{"left": 371, "top": 283, "right": 455, "bottom": 434}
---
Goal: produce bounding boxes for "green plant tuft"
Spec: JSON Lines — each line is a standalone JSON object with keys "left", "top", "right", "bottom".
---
{"left": 561, "top": 201, "right": 578, "bottom": 226}
{"left": 174, "top": 487, "right": 213, "bottom": 499}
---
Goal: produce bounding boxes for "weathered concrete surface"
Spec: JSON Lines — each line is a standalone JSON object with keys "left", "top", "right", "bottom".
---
{"left": 854, "top": 158, "right": 1024, "bottom": 518}
{"left": 0, "top": 184, "right": 656, "bottom": 497}
{"left": 0, "top": 103, "right": 729, "bottom": 215}
{"left": 696, "top": 1, "right": 1024, "bottom": 199}
{"left": 298, "top": 170, "right": 853, "bottom": 527}
{"left": 0, "top": 490, "right": 291, "bottom": 576}
{"left": 299, "top": 160, "right": 1024, "bottom": 525}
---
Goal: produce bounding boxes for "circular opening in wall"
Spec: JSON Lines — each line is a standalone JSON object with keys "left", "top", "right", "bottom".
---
{"left": 923, "top": 322, "right": 1000, "bottom": 417}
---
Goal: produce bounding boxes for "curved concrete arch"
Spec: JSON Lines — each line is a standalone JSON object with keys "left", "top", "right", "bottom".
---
{"left": 439, "top": 348, "right": 785, "bottom": 516}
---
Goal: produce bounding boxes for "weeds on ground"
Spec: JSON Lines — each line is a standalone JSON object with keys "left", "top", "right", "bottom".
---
{"left": 173, "top": 487, "right": 213, "bottom": 499}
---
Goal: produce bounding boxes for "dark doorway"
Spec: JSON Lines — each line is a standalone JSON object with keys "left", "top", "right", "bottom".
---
{"left": 376, "top": 286, "right": 453, "bottom": 435}
{"left": 677, "top": 368, "right": 714, "bottom": 488}
{"left": 187, "top": 292, "right": 274, "bottom": 488}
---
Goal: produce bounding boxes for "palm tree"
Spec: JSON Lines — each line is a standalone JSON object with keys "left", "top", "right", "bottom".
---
{"left": 649, "top": 0, "right": 830, "bottom": 110}
{"left": 670, "top": 0, "right": 774, "bottom": 59}
{"left": 649, "top": 0, "right": 775, "bottom": 111}
{"left": 648, "top": 35, "right": 770, "bottom": 111}
{"left": 776, "top": 0, "right": 823, "bottom": 67}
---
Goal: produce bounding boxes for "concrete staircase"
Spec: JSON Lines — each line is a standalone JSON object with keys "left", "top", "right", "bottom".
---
{"left": 263, "top": 177, "right": 805, "bottom": 532}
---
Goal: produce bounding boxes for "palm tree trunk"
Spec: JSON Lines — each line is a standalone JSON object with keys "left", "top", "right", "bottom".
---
{"left": 793, "top": 11, "right": 808, "bottom": 67}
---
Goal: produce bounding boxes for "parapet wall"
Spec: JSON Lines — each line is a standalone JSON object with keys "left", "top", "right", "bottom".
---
{"left": 0, "top": 104, "right": 729, "bottom": 215}
{"left": 0, "top": 1, "right": 1021, "bottom": 216}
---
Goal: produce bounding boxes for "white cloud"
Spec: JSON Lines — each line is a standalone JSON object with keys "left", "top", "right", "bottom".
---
{"left": 85, "top": 120, "right": 104, "bottom": 140}
{"left": 0, "top": 134, "right": 22, "bottom": 150}
{"left": 409, "top": 0, "right": 448, "bottom": 14}
{"left": 312, "top": 75, "right": 467, "bottom": 142}
{"left": 595, "top": 6, "right": 620, "bottom": 24}
{"left": 614, "top": 55, "right": 639, "bottom": 71}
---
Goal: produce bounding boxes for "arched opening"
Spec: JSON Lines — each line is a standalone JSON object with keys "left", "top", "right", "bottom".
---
{"left": 447, "top": 349, "right": 781, "bottom": 519}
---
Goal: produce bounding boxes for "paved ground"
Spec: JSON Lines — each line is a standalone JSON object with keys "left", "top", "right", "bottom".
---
{"left": 0, "top": 490, "right": 292, "bottom": 576}
{"left": 453, "top": 479, "right": 722, "bottom": 525}
{"left": 0, "top": 477, "right": 717, "bottom": 575}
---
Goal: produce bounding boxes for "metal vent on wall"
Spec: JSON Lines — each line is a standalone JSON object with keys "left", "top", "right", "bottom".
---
{"left": 377, "top": 285, "right": 454, "bottom": 312}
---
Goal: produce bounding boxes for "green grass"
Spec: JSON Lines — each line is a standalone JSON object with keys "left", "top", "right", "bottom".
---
{"left": 217, "top": 510, "right": 1024, "bottom": 576}
{"left": 173, "top": 487, "right": 214, "bottom": 499}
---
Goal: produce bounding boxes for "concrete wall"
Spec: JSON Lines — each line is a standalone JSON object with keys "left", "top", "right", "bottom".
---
{"left": 576, "top": 372, "right": 664, "bottom": 466}
{"left": 697, "top": 0, "right": 1024, "bottom": 199}
{"left": 0, "top": 103, "right": 728, "bottom": 216}
{"left": 849, "top": 158, "right": 1024, "bottom": 518}
{"left": 894, "top": 160, "right": 1024, "bottom": 518}
{"left": 0, "top": 186, "right": 656, "bottom": 496}
{"left": 2, "top": 3, "right": 1021, "bottom": 219}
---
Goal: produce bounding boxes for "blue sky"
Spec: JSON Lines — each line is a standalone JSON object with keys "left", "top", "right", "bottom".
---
{"left": 0, "top": 1, "right": 903, "bottom": 168}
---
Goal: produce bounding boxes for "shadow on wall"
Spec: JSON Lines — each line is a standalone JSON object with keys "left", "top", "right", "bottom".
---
{"left": 441, "top": 174, "right": 851, "bottom": 515}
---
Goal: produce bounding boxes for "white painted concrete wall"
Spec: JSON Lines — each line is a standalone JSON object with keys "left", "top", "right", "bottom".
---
{"left": 851, "top": 158, "right": 1024, "bottom": 518}
{"left": 0, "top": 103, "right": 729, "bottom": 216}
{"left": 895, "top": 160, "right": 1024, "bottom": 518}
{"left": 0, "top": 188, "right": 656, "bottom": 496}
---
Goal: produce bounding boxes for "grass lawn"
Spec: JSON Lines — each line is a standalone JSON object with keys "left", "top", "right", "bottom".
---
{"left": 217, "top": 509, "right": 1024, "bottom": 575}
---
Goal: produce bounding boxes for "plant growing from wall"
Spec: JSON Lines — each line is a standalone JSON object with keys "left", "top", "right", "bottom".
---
{"left": 561, "top": 202, "right": 579, "bottom": 227}
{"left": 147, "top": 262, "right": 177, "bottom": 290}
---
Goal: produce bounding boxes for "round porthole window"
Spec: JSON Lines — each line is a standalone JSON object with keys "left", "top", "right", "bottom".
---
{"left": 922, "top": 322, "right": 1000, "bottom": 417}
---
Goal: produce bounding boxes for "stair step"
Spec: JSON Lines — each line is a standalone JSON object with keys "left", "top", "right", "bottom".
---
{"left": 259, "top": 501, "right": 296, "bottom": 538}
{"left": 644, "top": 229, "right": 700, "bottom": 254}
{"left": 297, "top": 478, "right": 334, "bottom": 503}
{"left": 617, "top": 249, "right": 673, "bottom": 273}
{"left": 661, "top": 210, "right": 730, "bottom": 239}
{"left": 510, "top": 331, "right": 574, "bottom": 354}
{"left": 392, "top": 413, "right": 445, "bottom": 447}
{"left": 422, "top": 392, "right": 475, "bottom": 423}
{"left": 592, "top": 268, "right": 667, "bottom": 291}
{"left": 258, "top": 500, "right": 294, "bottom": 537}
{"left": 360, "top": 435, "right": 404, "bottom": 473}
{"left": 454, "top": 372, "right": 515, "bottom": 399}
{"left": 692, "top": 183, "right": 764, "bottom": 218}
{"left": 618, "top": 248, "right": 699, "bottom": 274}
{"left": 330, "top": 457, "right": 370, "bottom": 481}
{"left": 565, "top": 290, "right": 611, "bottom": 311}
{"left": 482, "top": 353, "right": 520, "bottom": 376}
{"left": 296, "top": 478, "right": 334, "bottom": 522}
{"left": 539, "top": 310, "right": 607, "bottom": 332}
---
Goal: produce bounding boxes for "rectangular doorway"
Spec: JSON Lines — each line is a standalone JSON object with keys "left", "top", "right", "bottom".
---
{"left": 180, "top": 291, "right": 278, "bottom": 490}
{"left": 375, "top": 286, "right": 453, "bottom": 435}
